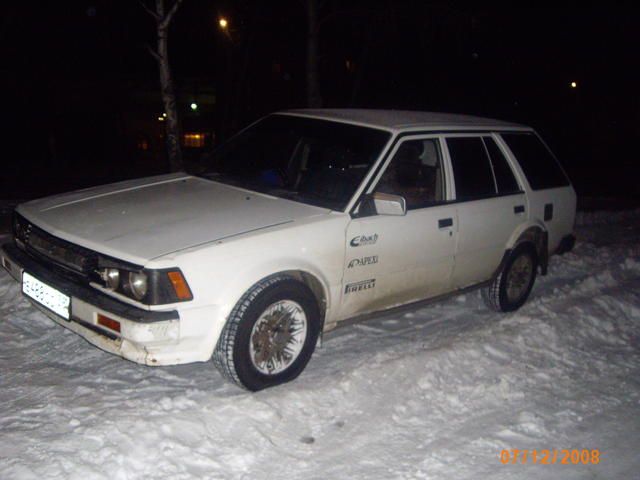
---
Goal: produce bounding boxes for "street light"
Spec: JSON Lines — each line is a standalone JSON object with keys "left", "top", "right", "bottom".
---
{"left": 190, "top": 102, "right": 198, "bottom": 111}
{"left": 218, "top": 17, "right": 228, "bottom": 29}
{"left": 570, "top": 81, "right": 577, "bottom": 88}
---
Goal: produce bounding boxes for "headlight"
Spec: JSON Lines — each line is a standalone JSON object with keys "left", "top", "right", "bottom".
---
{"left": 104, "top": 268, "right": 120, "bottom": 289}
{"left": 96, "top": 263, "right": 192, "bottom": 304}
{"left": 128, "top": 271, "right": 148, "bottom": 300}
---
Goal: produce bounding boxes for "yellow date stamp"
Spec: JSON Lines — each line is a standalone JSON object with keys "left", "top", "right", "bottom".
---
{"left": 500, "top": 449, "right": 601, "bottom": 465}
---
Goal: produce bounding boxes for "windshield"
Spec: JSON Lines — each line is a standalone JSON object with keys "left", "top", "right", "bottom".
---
{"left": 194, "top": 115, "right": 391, "bottom": 210}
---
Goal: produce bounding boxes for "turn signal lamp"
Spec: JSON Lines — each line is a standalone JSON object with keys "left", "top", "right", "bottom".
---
{"left": 167, "top": 270, "right": 193, "bottom": 300}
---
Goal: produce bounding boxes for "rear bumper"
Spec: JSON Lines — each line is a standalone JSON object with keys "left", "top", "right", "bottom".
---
{"left": 1, "top": 242, "right": 181, "bottom": 365}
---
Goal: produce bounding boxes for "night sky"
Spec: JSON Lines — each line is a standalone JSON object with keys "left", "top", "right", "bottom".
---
{"left": 1, "top": 1, "right": 638, "bottom": 201}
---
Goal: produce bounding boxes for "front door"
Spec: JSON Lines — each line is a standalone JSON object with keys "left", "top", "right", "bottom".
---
{"left": 338, "top": 136, "right": 457, "bottom": 320}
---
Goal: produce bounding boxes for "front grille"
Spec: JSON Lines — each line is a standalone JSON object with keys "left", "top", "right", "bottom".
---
{"left": 28, "top": 228, "right": 97, "bottom": 274}
{"left": 15, "top": 214, "right": 99, "bottom": 279}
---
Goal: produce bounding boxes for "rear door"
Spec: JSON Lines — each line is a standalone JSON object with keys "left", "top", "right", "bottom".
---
{"left": 338, "top": 136, "right": 457, "bottom": 320}
{"left": 499, "top": 132, "right": 576, "bottom": 252}
{"left": 444, "top": 135, "right": 527, "bottom": 289}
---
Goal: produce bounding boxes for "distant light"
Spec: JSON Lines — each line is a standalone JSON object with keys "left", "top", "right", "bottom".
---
{"left": 190, "top": 102, "right": 198, "bottom": 111}
{"left": 570, "top": 81, "right": 577, "bottom": 88}
{"left": 219, "top": 17, "right": 228, "bottom": 29}
{"left": 158, "top": 116, "right": 165, "bottom": 121}
{"left": 345, "top": 59, "right": 356, "bottom": 73}
{"left": 184, "top": 132, "right": 206, "bottom": 148}
{"left": 162, "top": 112, "right": 167, "bottom": 117}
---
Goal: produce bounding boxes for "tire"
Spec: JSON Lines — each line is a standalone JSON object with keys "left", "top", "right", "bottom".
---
{"left": 213, "top": 276, "right": 321, "bottom": 391}
{"left": 482, "top": 243, "right": 538, "bottom": 313}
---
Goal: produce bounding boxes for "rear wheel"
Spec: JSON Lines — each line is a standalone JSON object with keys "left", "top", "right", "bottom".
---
{"left": 482, "top": 243, "right": 538, "bottom": 312}
{"left": 213, "top": 276, "right": 320, "bottom": 391}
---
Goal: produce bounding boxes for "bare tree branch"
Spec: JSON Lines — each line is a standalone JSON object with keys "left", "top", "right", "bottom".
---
{"left": 146, "top": 44, "right": 162, "bottom": 62}
{"left": 160, "top": 0, "right": 184, "bottom": 29}
{"left": 138, "top": 0, "right": 160, "bottom": 21}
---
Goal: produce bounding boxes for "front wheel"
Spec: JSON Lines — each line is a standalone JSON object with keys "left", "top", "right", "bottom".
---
{"left": 213, "top": 276, "right": 320, "bottom": 391}
{"left": 482, "top": 243, "right": 538, "bottom": 312}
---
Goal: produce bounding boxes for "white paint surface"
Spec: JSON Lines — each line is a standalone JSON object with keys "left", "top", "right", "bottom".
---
{"left": 1, "top": 208, "right": 639, "bottom": 479}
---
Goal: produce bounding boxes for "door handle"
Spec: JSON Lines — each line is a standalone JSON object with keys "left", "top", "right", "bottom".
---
{"left": 438, "top": 218, "right": 453, "bottom": 229}
{"left": 514, "top": 205, "right": 525, "bottom": 214}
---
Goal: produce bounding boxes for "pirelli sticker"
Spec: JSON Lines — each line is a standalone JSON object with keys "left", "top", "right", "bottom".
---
{"left": 345, "top": 279, "right": 376, "bottom": 294}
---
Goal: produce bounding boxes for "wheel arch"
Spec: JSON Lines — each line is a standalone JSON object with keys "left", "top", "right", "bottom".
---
{"left": 504, "top": 221, "right": 549, "bottom": 276}
{"left": 220, "top": 265, "right": 331, "bottom": 334}
{"left": 277, "top": 269, "right": 328, "bottom": 324}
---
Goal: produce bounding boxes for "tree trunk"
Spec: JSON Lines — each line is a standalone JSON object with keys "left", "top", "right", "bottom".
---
{"left": 349, "top": 11, "right": 375, "bottom": 107}
{"left": 150, "top": 0, "right": 183, "bottom": 172}
{"left": 305, "top": 0, "right": 322, "bottom": 108}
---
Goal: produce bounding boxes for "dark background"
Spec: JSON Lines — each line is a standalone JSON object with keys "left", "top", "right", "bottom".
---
{"left": 1, "top": 1, "right": 638, "bottom": 204}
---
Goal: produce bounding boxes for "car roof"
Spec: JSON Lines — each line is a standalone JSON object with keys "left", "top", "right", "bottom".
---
{"left": 281, "top": 108, "right": 529, "bottom": 133}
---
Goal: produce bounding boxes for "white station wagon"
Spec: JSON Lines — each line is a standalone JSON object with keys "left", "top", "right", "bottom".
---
{"left": 1, "top": 110, "right": 576, "bottom": 390}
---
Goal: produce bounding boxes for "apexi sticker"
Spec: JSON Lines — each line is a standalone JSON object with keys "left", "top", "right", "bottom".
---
{"left": 345, "top": 279, "right": 376, "bottom": 294}
{"left": 350, "top": 233, "right": 378, "bottom": 247}
{"left": 347, "top": 255, "right": 379, "bottom": 268}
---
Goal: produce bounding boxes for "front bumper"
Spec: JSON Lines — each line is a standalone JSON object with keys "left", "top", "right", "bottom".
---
{"left": 1, "top": 242, "right": 180, "bottom": 365}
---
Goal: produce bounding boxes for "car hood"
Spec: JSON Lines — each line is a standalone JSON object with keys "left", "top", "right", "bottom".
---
{"left": 17, "top": 173, "right": 329, "bottom": 265}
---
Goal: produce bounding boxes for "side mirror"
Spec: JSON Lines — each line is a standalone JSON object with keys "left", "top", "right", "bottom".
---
{"left": 361, "top": 192, "right": 406, "bottom": 216}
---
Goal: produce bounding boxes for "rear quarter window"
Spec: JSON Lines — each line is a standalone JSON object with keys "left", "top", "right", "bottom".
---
{"left": 501, "top": 133, "right": 570, "bottom": 190}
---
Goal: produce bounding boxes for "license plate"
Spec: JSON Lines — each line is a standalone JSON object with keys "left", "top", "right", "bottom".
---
{"left": 22, "top": 272, "right": 71, "bottom": 320}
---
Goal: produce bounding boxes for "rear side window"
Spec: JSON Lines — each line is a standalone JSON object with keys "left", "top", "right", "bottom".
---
{"left": 446, "top": 137, "right": 496, "bottom": 200}
{"left": 483, "top": 137, "right": 520, "bottom": 194}
{"left": 501, "top": 133, "right": 570, "bottom": 190}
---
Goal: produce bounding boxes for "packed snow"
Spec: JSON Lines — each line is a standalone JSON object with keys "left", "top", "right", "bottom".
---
{"left": 1, "top": 210, "right": 639, "bottom": 479}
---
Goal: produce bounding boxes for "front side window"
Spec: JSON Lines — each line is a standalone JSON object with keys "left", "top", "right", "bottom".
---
{"left": 446, "top": 137, "right": 496, "bottom": 200}
{"left": 195, "top": 115, "right": 391, "bottom": 210}
{"left": 374, "top": 138, "right": 445, "bottom": 209}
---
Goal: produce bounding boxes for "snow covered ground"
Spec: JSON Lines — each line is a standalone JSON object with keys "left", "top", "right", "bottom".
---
{"left": 1, "top": 210, "right": 639, "bottom": 480}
